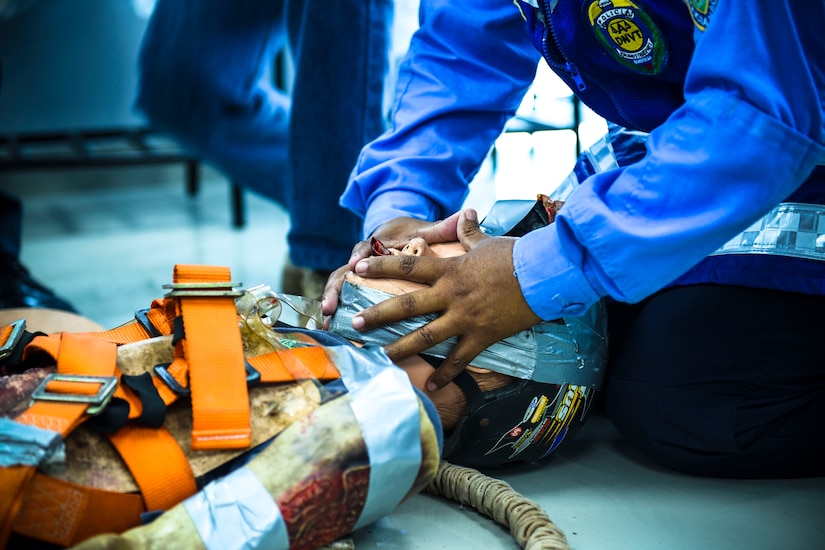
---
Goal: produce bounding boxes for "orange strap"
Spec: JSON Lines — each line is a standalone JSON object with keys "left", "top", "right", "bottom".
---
{"left": 12, "top": 474, "right": 145, "bottom": 547}
{"left": 3, "top": 265, "right": 344, "bottom": 547}
{"left": 108, "top": 424, "right": 197, "bottom": 511}
{"left": 1, "top": 332, "right": 120, "bottom": 548}
{"left": 0, "top": 323, "right": 12, "bottom": 348}
{"left": 0, "top": 467, "right": 36, "bottom": 548}
{"left": 248, "top": 346, "right": 340, "bottom": 382}
{"left": 172, "top": 264, "right": 251, "bottom": 450}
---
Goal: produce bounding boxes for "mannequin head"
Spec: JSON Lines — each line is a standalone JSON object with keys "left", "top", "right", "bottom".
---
{"left": 342, "top": 238, "right": 515, "bottom": 431}
{"left": 334, "top": 235, "right": 604, "bottom": 469}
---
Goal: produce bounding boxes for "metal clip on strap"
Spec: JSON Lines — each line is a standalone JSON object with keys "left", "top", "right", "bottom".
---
{"left": 162, "top": 282, "right": 245, "bottom": 298}
{"left": 0, "top": 318, "right": 26, "bottom": 361}
{"left": 30, "top": 373, "right": 118, "bottom": 416}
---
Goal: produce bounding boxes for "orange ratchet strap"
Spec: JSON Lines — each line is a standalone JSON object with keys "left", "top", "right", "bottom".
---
{"left": 166, "top": 264, "right": 251, "bottom": 450}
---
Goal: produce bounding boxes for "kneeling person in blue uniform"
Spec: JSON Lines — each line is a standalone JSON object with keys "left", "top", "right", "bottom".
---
{"left": 322, "top": 0, "right": 825, "bottom": 478}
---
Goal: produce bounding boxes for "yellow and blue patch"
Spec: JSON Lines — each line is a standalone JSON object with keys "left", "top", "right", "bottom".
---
{"left": 684, "top": 0, "right": 717, "bottom": 31}
{"left": 586, "top": 0, "right": 669, "bottom": 76}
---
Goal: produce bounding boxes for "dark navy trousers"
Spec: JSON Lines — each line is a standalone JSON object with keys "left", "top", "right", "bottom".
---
{"left": 605, "top": 284, "right": 825, "bottom": 478}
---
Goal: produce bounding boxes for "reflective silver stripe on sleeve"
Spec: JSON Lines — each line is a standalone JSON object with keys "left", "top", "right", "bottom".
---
{"left": 183, "top": 466, "right": 288, "bottom": 550}
{"left": 327, "top": 345, "right": 422, "bottom": 530}
{"left": 712, "top": 202, "right": 825, "bottom": 261}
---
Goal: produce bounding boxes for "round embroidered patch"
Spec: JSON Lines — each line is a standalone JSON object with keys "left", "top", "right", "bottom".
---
{"left": 586, "top": 0, "right": 668, "bottom": 75}
{"left": 685, "top": 0, "right": 717, "bottom": 31}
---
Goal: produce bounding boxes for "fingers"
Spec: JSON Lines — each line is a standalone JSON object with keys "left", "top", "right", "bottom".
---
{"left": 426, "top": 338, "right": 486, "bottom": 391}
{"left": 321, "top": 265, "right": 353, "bottom": 323}
{"left": 416, "top": 210, "right": 462, "bottom": 244}
{"left": 347, "top": 240, "right": 375, "bottom": 271}
{"left": 456, "top": 208, "right": 485, "bottom": 246}
{"left": 353, "top": 253, "right": 447, "bottom": 286}
{"left": 352, "top": 283, "right": 445, "bottom": 332}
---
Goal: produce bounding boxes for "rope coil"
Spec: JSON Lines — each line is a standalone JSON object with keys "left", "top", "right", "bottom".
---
{"left": 426, "top": 461, "right": 570, "bottom": 550}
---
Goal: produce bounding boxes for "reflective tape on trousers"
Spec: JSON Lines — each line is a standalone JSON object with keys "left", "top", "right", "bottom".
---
{"left": 327, "top": 345, "right": 423, "bottom": 530}
{"left": 184, "top": 466, "right": 288, "bottom": 550}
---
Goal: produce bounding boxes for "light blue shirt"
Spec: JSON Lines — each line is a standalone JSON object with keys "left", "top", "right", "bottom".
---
{"left": 342, "top": 0, "right": 825, "bottom": 321}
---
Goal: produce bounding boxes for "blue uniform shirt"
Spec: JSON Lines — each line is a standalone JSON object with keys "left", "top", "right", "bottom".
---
{"left": 342, "top": 0, "right": 825, "bottom": 321}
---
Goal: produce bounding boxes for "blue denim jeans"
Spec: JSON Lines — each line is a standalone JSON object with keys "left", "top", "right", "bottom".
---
{"left": 136, "top": 0, "right": 392, "bottom": 271}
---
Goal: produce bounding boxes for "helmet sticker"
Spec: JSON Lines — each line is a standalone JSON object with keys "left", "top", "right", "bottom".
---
{"left": 586, "top": 0, "right": 669, "bottom": 75}
{"left": 684, "top": 0, "right": 717, "bottom": 31}
{"left": 485, "top": 385, "right": 591, "bottom": 460}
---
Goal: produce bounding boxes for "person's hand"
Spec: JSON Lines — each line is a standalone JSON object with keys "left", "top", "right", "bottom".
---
{"left": 320, "top": 213, "right": 463, "bottom": 327}
{"left": 349, "top": 209, "right": 542, "bottom": 391}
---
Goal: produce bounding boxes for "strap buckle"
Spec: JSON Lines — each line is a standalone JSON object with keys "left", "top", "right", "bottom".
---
{"left": 30, "top": 373, "right": 118, "bottom": 415}
{"left": 162, "top": 282, "right": 244, "bottom": 298}
{"left": 0, "top": 318, "right": 26, "bottom": 361}
{"left": 154, "top": 361, "right": 261, "bottom": 397}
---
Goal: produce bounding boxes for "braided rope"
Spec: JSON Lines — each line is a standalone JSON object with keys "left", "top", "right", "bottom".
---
{"left": 425, "top": 461, "right": 570, "bottom": 550}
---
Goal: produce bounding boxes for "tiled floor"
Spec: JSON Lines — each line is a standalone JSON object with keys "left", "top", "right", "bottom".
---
{"left": 2, "top": 156, "right": 824, "bottom": 550}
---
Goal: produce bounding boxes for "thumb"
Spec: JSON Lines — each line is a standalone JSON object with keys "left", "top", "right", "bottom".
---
{"left": 457, "top": 209, "right": 488, "bottom": 250}
{"left": 417, "top": 211, "right": 462, "bottom": 244}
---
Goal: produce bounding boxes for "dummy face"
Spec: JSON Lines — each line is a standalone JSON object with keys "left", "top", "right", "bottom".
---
{"left": 344, "top": 238, "right": 514, "bottom": 431}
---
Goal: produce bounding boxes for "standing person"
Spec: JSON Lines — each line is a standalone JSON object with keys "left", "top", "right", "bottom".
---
{"left": 135, "top": 0, "right": 393, "bottom": 299}
{"left": 323, "top": 0, "right": 825, "bottom": 478}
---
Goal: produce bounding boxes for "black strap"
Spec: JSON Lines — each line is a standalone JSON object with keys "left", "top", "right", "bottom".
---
{"left": 121, "top": 372, "right": 167, "bottom": 428}
{"left": 134, "top": 308, "right": 162, "bottom": 338}
{"left": 86, "top": 372, "right": 167, "bottom": 434}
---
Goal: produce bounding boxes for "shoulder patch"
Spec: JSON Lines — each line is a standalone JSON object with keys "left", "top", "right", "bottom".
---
{"left": 586, "top": 0, "right": 668, "bottom": 76}
{"left": 684, "top": 0, "right": 717, "bottom": 31}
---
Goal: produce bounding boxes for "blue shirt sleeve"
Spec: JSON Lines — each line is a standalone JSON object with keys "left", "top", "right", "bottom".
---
{"left": 340, "top": 0, "right": 540, "bottom": 238}
{"left": 514, "top": 0, "right": 825, "bottom": 320}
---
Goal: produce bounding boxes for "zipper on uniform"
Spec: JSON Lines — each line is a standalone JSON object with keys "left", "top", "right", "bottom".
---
{"left": 538, "top": 0, "right": 640, "bottom": 128}
{"left": 539, "top": 0, "right": 587, "bottom": 92}
{"left": 565, "top": 61, "right": 586, "bottom": 92}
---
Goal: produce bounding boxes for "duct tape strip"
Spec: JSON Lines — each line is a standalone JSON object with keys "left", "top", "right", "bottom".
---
{"left": 329, "top": 284, "right": 608, "bottom": 387}
{"left": 184, "top": 466, "right": 288, "bottom": 550}
{"left": 328, "top": 345, "right": 423, "bottom": 530}
{"left": 0, "top": 417, "right": 63, "bottom": 467}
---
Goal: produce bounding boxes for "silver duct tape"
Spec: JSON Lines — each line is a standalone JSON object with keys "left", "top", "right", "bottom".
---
{"left": 329, "top": 282, "right": 608, "bottom": 387}
{"left": 0, "top": 418, "right": 63, "bottom": 467}
{"left": 334, "top": 357, "right": 423, "bottom": 530}
{"left": 712, "top": 202, "right": 825, "bottom": 261}
{"left": 184, "top": 466, "right": 288, "bottom": 550}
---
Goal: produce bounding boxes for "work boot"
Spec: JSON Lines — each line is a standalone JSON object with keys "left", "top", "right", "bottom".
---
{"left": 0, "top": 253, "right": 77, "bottom": 312}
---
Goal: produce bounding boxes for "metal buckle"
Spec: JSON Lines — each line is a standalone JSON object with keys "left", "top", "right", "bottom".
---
{"left": 0, "top": 318, "right": 26, "bottom": 361}
{"left": 153, "top": 363, "right": 190, "bottom": 397}
{"left": 154, "top": 361, "right": 260, "bottom": 397}
{"left": 30, "top": 373, "right": 118, "bottom": 415}
{"left": 162, "top": 282, "right": 244, "bottom": 298}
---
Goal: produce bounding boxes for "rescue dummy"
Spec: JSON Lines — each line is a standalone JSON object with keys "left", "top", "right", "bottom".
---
{"left": 329, "top": 193, "right": 608, "bottom": 469}
{"left": 0, "top": 266, "right": 442, "bottom": 550}
{"left": 0, "top": 193, "right": 606, "bottom": 548}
